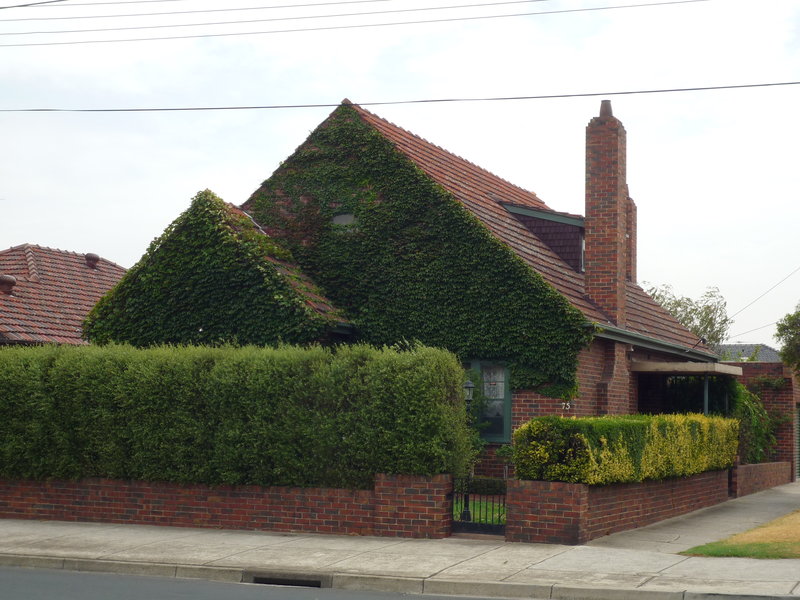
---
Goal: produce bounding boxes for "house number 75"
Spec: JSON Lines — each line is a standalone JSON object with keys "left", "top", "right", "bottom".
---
{"left": 561, "top": 402, "right": 571, "bottom": 410}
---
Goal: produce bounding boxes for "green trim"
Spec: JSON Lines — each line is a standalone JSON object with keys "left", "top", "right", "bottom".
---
{"left": 469, "top": 359, "right": 511, "bottom": 443}
{"left": 503, "top": 204, "right": 585, "bottom": 228}
{"left": 594, "top": 323, "right": 719, "bottom": 362}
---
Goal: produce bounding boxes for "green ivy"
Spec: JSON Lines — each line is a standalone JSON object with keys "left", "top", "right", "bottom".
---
{"left": 84, "top": 190, "right": 343, "bottom": 346}
{"left": 246, "top": 105, "right": 593, "bottom": 397}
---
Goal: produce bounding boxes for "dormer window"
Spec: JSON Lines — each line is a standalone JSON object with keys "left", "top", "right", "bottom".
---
{"left": 332, "top": 213, "right": 356, "bottom": 226}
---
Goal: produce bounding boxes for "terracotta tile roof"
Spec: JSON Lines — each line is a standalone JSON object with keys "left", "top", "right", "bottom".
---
{"left": 349, "top": 103, "right": 707, "bottom": 354}
{"left": 0, "top": 244, "right": 126, "bottom": 345}
{"left": 229, "top": 205, "right": 348, "bottom": 324}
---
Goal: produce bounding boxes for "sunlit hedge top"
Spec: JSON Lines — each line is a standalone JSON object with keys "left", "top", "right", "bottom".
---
{"left": 512, "top": 414, "right": 739, "bottom": 484}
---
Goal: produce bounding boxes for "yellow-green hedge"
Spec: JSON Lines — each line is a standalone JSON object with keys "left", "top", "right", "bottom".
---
{"left": 512, "top": 414, "right": 739, "bottom": 484}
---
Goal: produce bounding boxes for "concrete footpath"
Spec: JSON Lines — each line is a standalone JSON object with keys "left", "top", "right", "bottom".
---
{"left": 1, "top": 481, "right": 799, "bottom": 600}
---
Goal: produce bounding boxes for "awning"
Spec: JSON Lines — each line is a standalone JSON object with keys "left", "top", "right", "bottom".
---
{"left": 630, "top": 361, "right": 742, "bottom": 376}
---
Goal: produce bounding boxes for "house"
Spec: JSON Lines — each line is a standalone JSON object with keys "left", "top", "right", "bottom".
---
{"left": 719, "top": 343, "right": 783, "bottom": 362}
{"left": 0, "top": 244, "right": 126, "bottom": 345}
{"left": 87, "top": 100, "right": 743, "bottom": 471}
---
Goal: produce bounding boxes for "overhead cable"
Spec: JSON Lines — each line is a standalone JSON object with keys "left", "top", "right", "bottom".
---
{"left": 728, "top": 264, "right": 800, "bottom": 319}
{"left": 0, "top": 0, "right": 710, "bottom": 46}
{"left": 1, "top": 0, "right": 535, "bottom": 22}
{"left": 1, "top": 0, "right": 550, "bottom": 33}
{"left": 2, "top": 80, "right": 798, "bottom": 113}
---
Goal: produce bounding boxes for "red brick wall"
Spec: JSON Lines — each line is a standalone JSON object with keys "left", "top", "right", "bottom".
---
{"left": 731, "top": 362, "right": 798, "bottom": 480}
{"left": 506, "top": 470, "right": 729, "bottom": 545}
{"left": 730, "top": 462, "right": 792, "bottom": 497}
{"left": 0, "top": 474, "right": 453, "bottom": 539}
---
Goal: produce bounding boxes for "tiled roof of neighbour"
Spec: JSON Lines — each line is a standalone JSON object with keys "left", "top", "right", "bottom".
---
{"left": 350, "top": 103, "right": 707, "bottom": 354}
{"left": 718, "top": 343, "right": 783, "bottom": 362}
{"left": 0, "top": 244, "right": 126, "bottom": 345}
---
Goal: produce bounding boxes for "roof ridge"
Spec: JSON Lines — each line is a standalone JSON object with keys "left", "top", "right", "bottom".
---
{"left": 349, "top": 102, "right": 546, "bottom": 204}
{"left": 23, "top": 244, "right": 41, "bottom": 282}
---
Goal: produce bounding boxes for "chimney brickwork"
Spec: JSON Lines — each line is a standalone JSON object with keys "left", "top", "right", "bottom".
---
{"left": 585, "top": 100, "right": 634, "bottom": 326}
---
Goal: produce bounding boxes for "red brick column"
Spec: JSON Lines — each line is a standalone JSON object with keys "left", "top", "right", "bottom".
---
{"left": 373, "top": 473, "right": 453, "bottom": 538}
{"left": 506, "top": 479, "right": 588, "bottom": 544}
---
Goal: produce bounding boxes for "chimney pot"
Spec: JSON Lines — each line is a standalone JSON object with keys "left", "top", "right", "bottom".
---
{"left": 599, "top": 100, "right": 613, "bottom": 117}
{"left": 85, "top": 253, "right": 100, "bottom": 268}
{"left": 0, "top": 273, "right": 17, "bottom": 294}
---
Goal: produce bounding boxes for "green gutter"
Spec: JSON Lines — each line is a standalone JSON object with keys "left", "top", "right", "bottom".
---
{"left": 591, "top": 323, "right": 719, "bottom": 362}
{"left": 503, "top": 204, "right": 585, "bottom": 228}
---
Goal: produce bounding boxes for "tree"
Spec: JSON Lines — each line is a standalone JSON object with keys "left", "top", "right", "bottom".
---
{"left": 775, "top": 304, "right": 800, "bottom": 373}
{"left": 645, "top": 284, "right": 733, "bottom": 351}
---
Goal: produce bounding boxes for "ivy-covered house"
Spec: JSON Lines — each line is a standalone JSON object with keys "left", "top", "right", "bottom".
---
{"left": 86, "top": 100, "right": 741, "bottom": 470}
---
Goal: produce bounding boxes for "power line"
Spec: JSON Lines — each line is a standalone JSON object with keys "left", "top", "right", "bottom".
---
{"left": 728, "top": 321, "right": 778, "bottom": 339}
{"left": 1, "top": 0, "right": 549, "bottom": 34}
{"left": 2, "top": 80, "right": 798, "bottom": 113}
{"left": 0, "top": 0, "right": 69, "bottom": 8}
{"left": 729, "top": 264, "right": 800, "bottom": 319}
{"left": 0, "top": 0, "right": 518, "bottom": 22}
{"left": 0, "top": 0, "right": 710, "bottom": 46}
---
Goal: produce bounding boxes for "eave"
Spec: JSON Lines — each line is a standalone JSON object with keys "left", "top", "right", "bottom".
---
{"left": 593, "top": 323, "right": 719, "bottom": 362}
{"left": 630, "top": 361, "right": 743, "bottom": 376}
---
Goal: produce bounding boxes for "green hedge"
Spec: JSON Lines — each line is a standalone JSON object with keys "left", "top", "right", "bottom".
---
{"left": 0, "top": 343, "right": 475, "bottom": 489}
{"left": 512, "top": 414, "right": 739, "bottom": 485}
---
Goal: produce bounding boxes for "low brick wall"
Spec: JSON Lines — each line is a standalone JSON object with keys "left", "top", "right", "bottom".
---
{"left": 730, "top": 462, "right": 792, "bottom": 498}
{"left": 0, "top": 473, "right": 453, "bottom": 539}
{"left": 506, "top": 470, "right": 729, "bottom": 545}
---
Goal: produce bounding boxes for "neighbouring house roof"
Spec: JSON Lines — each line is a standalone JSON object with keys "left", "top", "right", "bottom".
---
{"left": 0, "top": 244, "right": 126, "bottom": 345}
{"left": 718, "top": 343, "right": 783, "bottom": 363}
{"left": 348, "top": 102, "right": 709, "bottom": 357}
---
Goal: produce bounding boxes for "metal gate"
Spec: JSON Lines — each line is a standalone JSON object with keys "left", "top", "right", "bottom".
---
{"left": 452, "top": 476, "right": 506, "bottom": 535}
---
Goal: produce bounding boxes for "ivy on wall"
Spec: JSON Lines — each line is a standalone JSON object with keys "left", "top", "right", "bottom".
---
{"left": 84, "top": 190, "right": 343, "bottom": 346}
{"left": 245, "top": 104, "right": 593, "bottom": 397}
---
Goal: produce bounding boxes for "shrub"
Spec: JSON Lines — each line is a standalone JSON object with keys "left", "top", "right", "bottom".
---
{"left": 731, "top": 383, "right": 777, "bottom": 464}
{"left": 0, "top": 343, "right": 475, "bottom": 489}
{"left": 512, "top": 414, "right": 738, "bottom": 484}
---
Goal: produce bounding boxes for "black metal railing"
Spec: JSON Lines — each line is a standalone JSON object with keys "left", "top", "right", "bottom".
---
{"left": 452, "top": 476, "right": 506, "bottom": 535}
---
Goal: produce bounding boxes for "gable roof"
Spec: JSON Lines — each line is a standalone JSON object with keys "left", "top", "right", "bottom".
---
{"left": 718, "top": 343, "right": 783, "bottom": 363}
{"left": 347, "top": 102, "right": 710, "bottom": 357}
{"left": 229, "top": 204, "right": 347, "bottom": 323}
{"left": 0, "top": 244, "right": 126, "bottom": 345}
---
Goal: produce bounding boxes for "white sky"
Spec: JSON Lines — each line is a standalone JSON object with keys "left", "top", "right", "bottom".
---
{"left": 1, "top": 0, "right": 798, "bottom": 347}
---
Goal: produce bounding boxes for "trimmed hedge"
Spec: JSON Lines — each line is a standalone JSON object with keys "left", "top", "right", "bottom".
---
{"left": 0, "top": 343, "right": 475, "bottom": 489}
{"left": 512, "top": 414, "right": 739, "bottom": 485}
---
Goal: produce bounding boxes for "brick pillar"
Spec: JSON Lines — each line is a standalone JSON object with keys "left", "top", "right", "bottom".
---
{"left": 506, "top": 479, "right": 589, "bottom": 544}
{"left": 373, "top": 473, "right": 453, "bottom": 538}
{"left": 585, "top": 99, "right": 631, "bottom": 326}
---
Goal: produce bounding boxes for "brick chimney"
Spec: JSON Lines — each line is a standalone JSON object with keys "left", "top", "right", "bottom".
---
{"left": 584, "top": 100, "right": 636, "bottom": 325}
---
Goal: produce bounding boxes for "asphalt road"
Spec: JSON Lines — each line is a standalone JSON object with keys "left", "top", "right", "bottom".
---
{"left": 0, "top": 567, "right": 485, "bottom": 600}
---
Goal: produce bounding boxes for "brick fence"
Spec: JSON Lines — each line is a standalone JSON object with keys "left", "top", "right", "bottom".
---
{"left": 505, "top": 470, "right": 730, "bottom": 545}
{"left": 730, "top": 462, "right": 792, "bottom": 498}
{"left": 0, "top": 473, "right": 453, "bottom": 539}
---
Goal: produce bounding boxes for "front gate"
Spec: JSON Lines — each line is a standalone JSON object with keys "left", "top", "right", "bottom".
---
{"left": 452, "top": 476, "right": 506, "bottom": 535}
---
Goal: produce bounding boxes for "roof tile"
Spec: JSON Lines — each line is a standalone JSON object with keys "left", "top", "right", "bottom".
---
{"left": 349, "top": 104, "right": 706, "bottom": 354}
{"left": 0, "top": 244, "right": 126, "bottom": 345}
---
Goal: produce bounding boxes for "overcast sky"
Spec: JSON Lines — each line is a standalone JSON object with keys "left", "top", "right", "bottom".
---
{"left": 2, "top": 0, "right": 798, "bottom": 347}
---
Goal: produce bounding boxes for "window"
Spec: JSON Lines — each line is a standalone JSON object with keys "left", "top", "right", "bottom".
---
{"left": 466, "top": 360, "right": 511, "bottom": 443}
